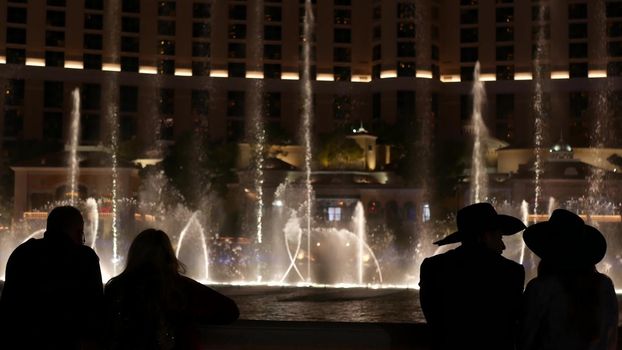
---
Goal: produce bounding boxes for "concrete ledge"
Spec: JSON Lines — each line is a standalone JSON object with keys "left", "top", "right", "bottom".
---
{"left": 201, "top": 320, "right": 430, "bottom": 350}
{"left": 203, "top": 321, "right": 622, "bottom": 350}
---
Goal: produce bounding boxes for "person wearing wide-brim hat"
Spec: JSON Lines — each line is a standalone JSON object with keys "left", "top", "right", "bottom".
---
{"left": 519, "top": 209, "right": 618, "bottom": 350}
{"left": 419, "top": 203, "right": 526, "bottom": 350}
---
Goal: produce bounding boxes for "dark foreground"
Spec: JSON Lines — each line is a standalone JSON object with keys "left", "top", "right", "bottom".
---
{"left": 202, "top": 321, "right": 622, "bottom": 350}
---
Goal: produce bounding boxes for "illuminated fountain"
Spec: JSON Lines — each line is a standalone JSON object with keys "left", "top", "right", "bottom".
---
{"left": 469, "top": 62, "right": 489, "bottom": 203}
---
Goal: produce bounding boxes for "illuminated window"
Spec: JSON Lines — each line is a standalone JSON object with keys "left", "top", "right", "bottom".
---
{"left": 327, "top": 207, "right": 342, "bottom": 221}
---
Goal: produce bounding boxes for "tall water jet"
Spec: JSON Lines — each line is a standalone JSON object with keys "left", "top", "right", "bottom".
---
{"left": 352, "top": 201, "right": 366, "bottom": 285}
{"left": 104, "top": 0, "right": 121, "bottom": 275}
{"left": 532, "top": 2, "right": 549, "bottom": 217}
{"left": 176, "top": 211, "right": 210, "bottom": 281}
{"left": 67, "top": 88, "right": 81, "bottom": 206}
{"left": 469, "top": 62, "right": 488, "bottom": 203}
{"left": 85, "top": 198, "right": 99, "bottom": 250}
{"left": 547, "top": 196, "right": 556, "bottom": 216}
{"left": 248, "top": 0, "right": 266, "bottom": 281}
{"left": 587, "top": 0, "right": 611, "bottom": 211}
{"left": 519, "top": 200, "right": 529, "bottom": 264}
{"left": 301, "top": 0, "right": 315, "bottom": 282}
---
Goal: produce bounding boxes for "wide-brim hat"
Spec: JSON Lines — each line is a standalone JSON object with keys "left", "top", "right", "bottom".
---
{"left": 434, "top": 202, "right": 526, "bottom": 246}
{"left": 523, "top": 209, "right": 607, "bottom": 265}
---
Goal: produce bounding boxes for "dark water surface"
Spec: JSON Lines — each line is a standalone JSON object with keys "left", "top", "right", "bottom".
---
{"left": 213, "top": 286, "right": 425, "bottom": 323}
{"left": 214, "top": 285, "right": 622, "bottom": 325}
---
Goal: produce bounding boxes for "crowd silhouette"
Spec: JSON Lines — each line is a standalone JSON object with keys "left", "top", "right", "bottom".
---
{"left": 421, "top": 203, "right": 618, "bottom": 350}
{"left": 0, "top": 203, "right": 618, "bottom": 349}
{"left": 0, "top": 206, "right": 238, "bottom": 350}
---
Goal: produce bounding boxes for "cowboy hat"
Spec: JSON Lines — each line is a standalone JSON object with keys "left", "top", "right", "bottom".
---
{"left": 434, "top": 202, "right": 526, "bottom": 246}
{"left": 523, "top": 209, "right": 607, "bottom": 265}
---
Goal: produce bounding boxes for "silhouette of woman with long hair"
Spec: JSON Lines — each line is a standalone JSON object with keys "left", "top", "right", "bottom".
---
{"left": 105, "top": 229, "right": 238, "bottom": 350}
{"left": 520, "top": 209, "right": 617, "bottom": 350}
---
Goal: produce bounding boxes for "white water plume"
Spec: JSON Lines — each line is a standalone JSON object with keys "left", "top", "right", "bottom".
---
{"left": 68, "top": 88, "right": 81, "bottom": 205}
{"left": 547, "top": 197, "right": 556, "bottom": 216}
{"left": 587, "top": 0, "right": 611, "bottom": 212}
{"left": 249, "top": 0, "right": 266, "bottom": 251}
{"left": 176, "top": 211, "right": 210, "bottom": 281}
{"left": 469, "top": 62, "right": 488, "bottom": 203}
{"left": 519, "top": 200, "right": 529, "bottom": 264}
{"left": 532, "top": 2, "right": 549, "bottom": 217}
{"left": 353, "top": 202, "right": 366, "bottom": 285}
{"left": 301, "top": 0, "right": 315, "bottom": 282}
{"left": 85, "top": 198, "right": 99, "bottom": 250}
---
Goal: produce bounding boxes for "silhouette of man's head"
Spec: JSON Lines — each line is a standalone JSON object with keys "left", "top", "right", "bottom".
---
{"left": 46, "top": 206, "right": 85, "bottom": 245}
{"left": 434, "top": 203, "right": 525, "bottom": 254}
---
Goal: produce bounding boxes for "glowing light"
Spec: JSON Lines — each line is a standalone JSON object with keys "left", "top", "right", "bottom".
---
{"left": 139, "top": 66, "right": 158, "bottom": 74}
{"left": 527, "top": 214, "right": 622, "bottom": 222}
{"left": 316, "top": 73, "right": 334, "bottom": 81}
{"left": 246, "top": 71, "right": 264, "bottom": 79}
{"left": 174, "top": 68, "right": 193, "bottom": 76}
{"left": 440, "top": 74, "right": 460, "bottom": 82}
{"left": 281, "top": 72, "right": 300, "bottom": 80}
{"left": 64, "top": 60, "right": 84, "bottom": 69}
{"left": 102, "top": 63, "right": 121, "bottom": 72}
{"left": 273, "top": 200, "right": 284, "bottom": 207}
{"left": 26, "top": 58, "right": 45, "bottom": 67}
{"left": 551, "top": 71, "right": 569, "bottom": 79}
{"left": 316, "top": 242, "right": 321, "bottom": 247}
{"left": 0, "top": 55, "right": 5, "bottom": 64}
{"left": 514, "top": 72, "right": 533, "bottom": 80}
{"left": 588, "top": 70, "right": 607, "bottom": 78}
{"left": 416, "top": 70, "right": 433, "bottom": 79}
{"left": 210, "top": 69, "right": 228, "bottom": 78}
{"left": 479, "top": 73, "right": 496, "bottom": 81}
{"left": 352, "top": 75, "right": 371, "bottom": 82}
{"left": 380, "top": 70, "right": 397, "bottom": 79}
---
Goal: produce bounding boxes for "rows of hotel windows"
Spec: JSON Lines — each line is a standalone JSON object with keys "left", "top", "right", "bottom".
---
{"left": 4, "top": 0, "right": 440, "bottom": 81}
{"left": 4, "top": 79, "right": 622, "bottom": 146}
{"left": 323, "top": 200, "right": 429, "bottom": 223}
{"left": 459, "top": 0, "right": 622, "bottom": 79}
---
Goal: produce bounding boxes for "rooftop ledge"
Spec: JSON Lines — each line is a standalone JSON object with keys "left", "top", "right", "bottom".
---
{"left": 0, "top": 62, "right": 613, "bottom": 82}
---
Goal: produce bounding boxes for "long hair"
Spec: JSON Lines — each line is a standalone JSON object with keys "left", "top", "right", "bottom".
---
{"left": 538, "top": 259, "right": 601, "bottom": 342}
{"left": 106, "top": 229, "right": 187, "bottom": 349}
{"left": 123, "top": 229, "right": 185, "bottom": 276}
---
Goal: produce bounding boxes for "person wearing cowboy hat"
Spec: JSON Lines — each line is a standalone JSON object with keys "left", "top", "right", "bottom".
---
{"left": 519, "top": 209, "right": 618, "bottom": 350}
{"left": 419, "top": 202, "right": 526, "bottom": 350}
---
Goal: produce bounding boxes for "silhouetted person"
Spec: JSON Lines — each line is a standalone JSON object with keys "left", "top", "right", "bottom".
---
{"left": 419, "top": 203, "right": 526, "bottom": 350}
{"left": 105, "top": 229, "right": 239, "bottom": 350}
{"left": 0, "top": 206, "right": 104, "bottom": 350}
{"left": 520, "top": 209, "right": 618, "bottom": 350}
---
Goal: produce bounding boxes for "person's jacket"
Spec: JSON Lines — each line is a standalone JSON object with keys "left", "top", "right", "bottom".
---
{"left": 419, "top": 244, "right": 525, "bottom": 350}
{"left": 105, "top": 271, "right": 239, "bottom": 350}
{"left": 0, "top": 232, "right": 104, "bottom": 350}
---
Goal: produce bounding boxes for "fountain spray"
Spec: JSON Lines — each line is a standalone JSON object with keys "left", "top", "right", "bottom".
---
{"left": 68, "top": 88, "right": 81, "bottom": 206}
{"left": 301, "top": 0, "right": 315, "bottom": 283}
{"left": 249, "top": 0, "right": 266, "bottom": 282}
{"left": 105, "top": 0, "right": 121, "bottom": 275}
{"left": 519, "top": 200, "right": 529, "bottom": 264}
{"left": 85, "top": 198, "right": 99, "bottom": 250}
{"left": 469, "top": 62, "right": 488, "bottom": 203}
{"left": 532, "top": 2, "right": 549, "bottom": 217}
{"left": 176, "top": 211, "right": 210, "bottom": 281}
{"left": 353, "top": 202, "right": 366, "bottom": 285}
{"left": 587, "top": 0, "right": 611, "bottom": 214}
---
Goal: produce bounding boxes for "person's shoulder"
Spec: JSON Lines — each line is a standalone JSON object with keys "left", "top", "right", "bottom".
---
{"left": 495, "top": 254, "right": 523, "bottom": 270}
{"left": 8, "top": 238, "right": 42, "bottom": 259}
{"left": 77, "top": 245, "right": 99, "bottom": 262}
{"left": 595, "top": 272, "right": 616, "bottom": 290}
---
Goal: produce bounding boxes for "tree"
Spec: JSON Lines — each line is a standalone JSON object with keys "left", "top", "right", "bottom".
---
{"left": 317, "top": 132, "right": 364, "bottom": 169}
{"left": 161, "top": 132, "right": 237, "bottom": 209}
